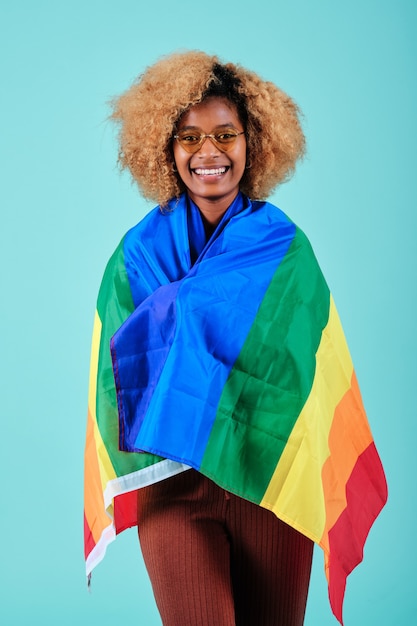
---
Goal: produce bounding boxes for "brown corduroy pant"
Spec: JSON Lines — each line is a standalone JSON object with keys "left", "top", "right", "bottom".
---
{"left": 137, "top": 469, "right": 313, "bottom": 626}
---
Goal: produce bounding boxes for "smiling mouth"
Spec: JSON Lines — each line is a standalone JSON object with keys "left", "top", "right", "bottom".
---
{"left": 192, "top": 166, "right": 229, "bottom": 176}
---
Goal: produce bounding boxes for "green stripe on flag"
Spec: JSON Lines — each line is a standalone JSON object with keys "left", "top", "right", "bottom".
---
{"left": 200, "top": 228, "right": 331, "bottom": 502}
{"left": 96, "top": 238, "right": 163, "bottom": 476}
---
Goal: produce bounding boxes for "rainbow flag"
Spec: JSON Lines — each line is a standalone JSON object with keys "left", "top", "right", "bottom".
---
{"left": 84, "top": 193, "right": 387, "bottom": 624}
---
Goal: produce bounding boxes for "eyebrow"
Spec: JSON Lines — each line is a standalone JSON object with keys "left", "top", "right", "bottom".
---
{"left": 178, "top": 123, "right": 241, "bottom": 131}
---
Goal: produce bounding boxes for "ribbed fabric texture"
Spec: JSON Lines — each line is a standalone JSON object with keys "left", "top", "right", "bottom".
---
{"left": 137, "top": 470, "right": 313, "bottom": 626}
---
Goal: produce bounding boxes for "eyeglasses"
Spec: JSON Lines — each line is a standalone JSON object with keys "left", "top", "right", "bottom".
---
{"left": 173, "top": 127, "right": 245, "bottom": 154}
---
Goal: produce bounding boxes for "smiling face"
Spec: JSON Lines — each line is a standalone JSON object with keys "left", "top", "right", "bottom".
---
{"left": 173, "top": 97, "right": 246, "bottom": 225}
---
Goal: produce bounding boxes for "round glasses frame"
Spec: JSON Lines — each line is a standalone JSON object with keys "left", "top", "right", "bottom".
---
{"left": 173, "top": 128, "right": 245, "bottom": 154}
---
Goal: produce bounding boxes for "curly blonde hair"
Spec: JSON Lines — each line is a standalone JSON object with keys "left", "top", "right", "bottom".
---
{"left": 111, "top": 50, "right": 305, "bottom": 206}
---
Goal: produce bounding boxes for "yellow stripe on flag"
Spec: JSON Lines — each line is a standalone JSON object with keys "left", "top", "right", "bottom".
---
{"left": 84, "top": 311, "right": 117, "bottom": 539}
{"left": 261, "top": 297, "right": 353, "bottom": 541}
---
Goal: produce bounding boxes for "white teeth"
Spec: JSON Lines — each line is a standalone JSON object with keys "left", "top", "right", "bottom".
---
{"left": 194, "top": 167, "right": 227, "bottom": 175}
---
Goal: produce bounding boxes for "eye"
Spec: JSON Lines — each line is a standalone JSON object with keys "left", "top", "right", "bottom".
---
{"left": 177, "top": 131, "right": 201, "bottom": 144}
{"left": 215, "top": 130, "right": 239, "bottom": 143}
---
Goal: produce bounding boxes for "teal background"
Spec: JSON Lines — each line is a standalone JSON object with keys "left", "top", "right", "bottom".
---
{"left": 1, "top": 1, "right": 415, "bottom": 624}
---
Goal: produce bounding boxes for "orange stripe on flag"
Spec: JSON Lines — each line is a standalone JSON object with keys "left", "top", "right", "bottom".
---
{"left": 84, "top": 406, "right": 113, "bottom": 546}
{"left": 84, "top": 311, "right": 114, "bottom": 550}
{"left": 320, "top": 371, "right": 373, "bottom": 556}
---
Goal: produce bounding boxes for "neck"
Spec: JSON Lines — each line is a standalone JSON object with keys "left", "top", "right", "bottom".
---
{"left": 188, "top": 190, "right": 240, "bottom": 226}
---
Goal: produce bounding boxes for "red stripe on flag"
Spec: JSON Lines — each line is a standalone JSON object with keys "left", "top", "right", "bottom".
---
{"left": 327, "top": 442, "right": 387, "bottom": 624}
{"left": 84, "top": 512, "right": 96, "bottom": 559}
{"left": 114, "top": 490, "right": 139, "bottom": 535}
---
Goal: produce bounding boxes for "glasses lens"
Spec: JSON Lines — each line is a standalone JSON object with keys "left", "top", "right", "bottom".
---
{"left": 213, "top": 129, "right": 240, "bottom": 146}
{"left": 175, "top": 130, "right": 203, "bottom": 153}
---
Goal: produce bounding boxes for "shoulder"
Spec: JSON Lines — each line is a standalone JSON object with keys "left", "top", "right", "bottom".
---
{"left": 104, "top": 197, "right": 177, "bottom": 270}
{"left": 247, "top": 197, "right": 302, "bottom": 237}
{"left": 98, "top": 202, "right": 163, "bottom": 286}
{"left": 124, "top": 203, "right": 164, "bottom": 248}
{"left": 247, "top": 198, "right": 317, "bottom": 263}
{"left": 250, "top": 198, "right": 295, "bottom": 227}
{"left": 123, "top": 195, "right": 185, "bottom": 260}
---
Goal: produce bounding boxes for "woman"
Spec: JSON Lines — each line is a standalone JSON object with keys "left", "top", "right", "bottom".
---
{"left": 84, "top": 51, "right": 387, "bottom": 626}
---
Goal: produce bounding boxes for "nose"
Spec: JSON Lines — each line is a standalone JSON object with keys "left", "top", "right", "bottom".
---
{"left": 196, "top": 135, "right": 222, "bottom": 156}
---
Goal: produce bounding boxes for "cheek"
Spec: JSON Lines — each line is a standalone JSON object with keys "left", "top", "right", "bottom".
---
{"left": 237, "top": 140, "right": 247, "bottom": 166}
{"left": 172, "top": 152, "right": 179, "bottom": 172}
{"left": 172, "top": 143, "right": 180, "bottom": 166}
{"left": 236, "top": 146, "right": 247, "bottom": 176}
{"left": 173, "top": 146, "right": 188, "bottom": 175}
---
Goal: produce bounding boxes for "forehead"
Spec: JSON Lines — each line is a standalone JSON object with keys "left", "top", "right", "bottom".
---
{"left": 178, "top": 97, "right": 241, "bottom": 129}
